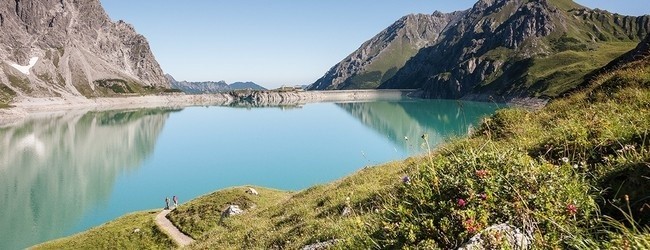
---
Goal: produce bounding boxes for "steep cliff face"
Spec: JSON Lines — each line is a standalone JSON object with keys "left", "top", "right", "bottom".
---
{"left": 0, "top": 0, "right": 168, "bottom": 103}
{"left": 380, "top": 0, "right": 650, "bottom": 98}
{"left": 308, "top": 11, "right": 466, "bottom": 90}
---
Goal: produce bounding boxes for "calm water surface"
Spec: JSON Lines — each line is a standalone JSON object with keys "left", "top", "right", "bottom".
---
{"left": 0, "top": 99, "right": 499, "bottom": 249}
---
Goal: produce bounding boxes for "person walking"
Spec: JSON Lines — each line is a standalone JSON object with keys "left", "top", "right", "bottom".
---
{"left": 165, "top": 197, "right": 170, "bottom": 210}
{"left": 173, "top": 195, "right": 178, "bottom": 208}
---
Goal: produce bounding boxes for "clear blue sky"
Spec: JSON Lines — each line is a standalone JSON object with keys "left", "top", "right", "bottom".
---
{"left": 100, "top": 0, "right": 650, "bottom": 88}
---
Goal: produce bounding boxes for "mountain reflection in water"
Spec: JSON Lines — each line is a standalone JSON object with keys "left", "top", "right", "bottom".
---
{"left": 0, "top": 108, "right": 175, "bottom": 250}
{"left": 337, "top": 100, "right": 499, "bottom": 153}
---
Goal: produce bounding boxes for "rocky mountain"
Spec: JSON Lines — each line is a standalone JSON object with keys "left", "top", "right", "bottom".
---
{"left": 229, "top": 81, "right": 266, "bottom": 91}
{"left": 307, "top": 11, "right": 466, "bottom": 90}
{"left": 380, "top": 0, "right": 650, "bottom": 98}
{"left": 0, "top": 0, "right": 168, "bottom": 104}
{"left": 172, "top": 80, "right": 230, "bottom": 94}
{"left": 167, "top": 74, "right": 266, "bottom": 94}
{"left": 314, "top": 0, "right": 650, "bottom": 99}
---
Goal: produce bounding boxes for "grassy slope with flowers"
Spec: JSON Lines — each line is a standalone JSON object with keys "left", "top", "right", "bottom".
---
{"left": 37, "top": 48, "right": 650, "bottom": 249}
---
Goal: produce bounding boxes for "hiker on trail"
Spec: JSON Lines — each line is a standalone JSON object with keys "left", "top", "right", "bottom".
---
{"left": 173, "top": 195, "right": 178, "bottom": 208}
{"left": 165, "top": 197, "right": 170, "bottom": 210}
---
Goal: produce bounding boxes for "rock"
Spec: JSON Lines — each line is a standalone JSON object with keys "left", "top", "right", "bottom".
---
{"left": 458, "top": 223, "right": 532, "bottom": 250}
{"left": 341, "top": 206, "right": 352, "bottom": 217}
{"left": 221, "top": 205, "right": 244, "bottom": 218}
{"left": 246, "top": 187, "right": 259, "bottom": 196}
{"left": 0, "top": 0, "right": 168, "bottom": 99}
{"left": 301, "top": 239, "right": 339, "bottom": 250}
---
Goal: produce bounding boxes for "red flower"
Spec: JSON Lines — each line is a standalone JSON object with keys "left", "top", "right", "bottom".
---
{"left": 463, "top": 219, "right": 479, "bottom": 234}
{"left": 475, "top": 169, "right": 489, "bottom": 179}
{"left": 566, "top": 203, "right": 578, "bottom": 215}
{"left": 457, "top": 198, "right": 467, "bottom": 208}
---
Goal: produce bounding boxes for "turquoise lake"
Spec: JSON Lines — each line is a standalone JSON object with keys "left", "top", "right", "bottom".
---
{"left": 0, "top": 99, "right": 500, "bottom": 249}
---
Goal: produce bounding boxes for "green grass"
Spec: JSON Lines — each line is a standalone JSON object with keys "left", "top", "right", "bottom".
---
{"left": 33, "top": 211, "right": 174, "bottom": 249}
{"left": 479, "top": 41, "right": 637, "bottom": 97}
{"left": 342, "top": 37, "right": 421, "bottom": 89}
{"left": 179, "top": 160, "right": 409, "bottom": 249}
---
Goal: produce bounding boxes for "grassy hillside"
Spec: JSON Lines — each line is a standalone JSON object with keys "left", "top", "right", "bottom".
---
{"left": 33, "top": 211, "right": 174, "bottom": 249}
{"left": 341, "top": 39, "right": 420, "bottom": 90}
{"left": 36, "top": 45, "right": 650, "bottom": 248}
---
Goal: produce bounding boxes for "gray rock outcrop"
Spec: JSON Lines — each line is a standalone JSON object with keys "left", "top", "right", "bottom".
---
{"left": 221, "top": 205, "right": 244, "bottom": 218}
{"left": 246, "top": 187, "right": 259, "bottom": 196}
{"left": 0, "top": 0, "right": 168, "bottom": 101}
{"left": 301, "top": 239, "right": 340, "bottom": 250}
{"left": 458, "top": 223, "right": 532, "bottom": 250}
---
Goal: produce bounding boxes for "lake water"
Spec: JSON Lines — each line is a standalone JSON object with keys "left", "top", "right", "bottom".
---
{"left": 0, "top": 99, "right": 499, "bottom": 249}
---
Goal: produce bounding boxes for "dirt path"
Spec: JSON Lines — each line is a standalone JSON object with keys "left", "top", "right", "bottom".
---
{"left": 155, "top": 209, "right": 195, "bottom": 248}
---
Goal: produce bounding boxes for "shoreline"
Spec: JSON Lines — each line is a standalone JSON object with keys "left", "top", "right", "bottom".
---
{"left": 0, "top": 89, "right": 548, "bottom": 125}
{"left": 0, "top": 90, "right": 419, "bottom": 124}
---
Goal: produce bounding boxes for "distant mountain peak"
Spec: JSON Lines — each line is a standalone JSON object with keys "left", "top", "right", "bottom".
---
{"left": 169, "top": 79, "right": 266, "bottom": 94}
{"left": 307, "top": 11, "right": 466, "bottom": 90}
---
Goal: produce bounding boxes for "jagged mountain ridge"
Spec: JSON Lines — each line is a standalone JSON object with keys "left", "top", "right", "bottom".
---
{"left": 166, "top": 74, "right": 266, "bottom": 94}
{"left": 312, "top": 0, "right": 650, "bottom": 99}
{"left": 307, "top": 11, "right": 466, "bottom": 90}
{"left": 380, "top": 0, "right": 650, "bottom": 98}
{"left": 229, "top": 82, "right": 266, "bottom": 91}
{"left": 0, "top": 0, "right": 168, "bottom": 103}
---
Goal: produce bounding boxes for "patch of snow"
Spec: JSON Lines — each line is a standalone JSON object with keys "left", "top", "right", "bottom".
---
{"left": 10, "top": 57, "right": 39, "bottom": 75}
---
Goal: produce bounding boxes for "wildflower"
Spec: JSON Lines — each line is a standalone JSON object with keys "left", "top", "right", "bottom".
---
{"left": 463, "top": 219, "right": 479, "bottom": 234}
{"left": 402, "top": 176, "right": 411, "bottom": 184}
{"left": 457, "top": 198, "right": 467, "bottom": 208}
{"left": 560, "top": 157, "right": 569, "bottom": 163}
{"left": 479, "top": 193, "right": 488, "bottom": 201}
{"left": 566, "top": 203, "right": 578, "bottom": 215}
{"left": 475, "top": 169, "right": 489, "bottom": 179}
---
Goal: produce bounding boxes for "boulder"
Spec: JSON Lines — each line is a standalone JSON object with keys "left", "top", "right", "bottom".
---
{"left": 458, "top": 223, "right": 531, "bottom": 250}
{"left": 246, "top": 187, "right": 259, "bottom": 195}
{"left": 221, "top": 205, "right": 244, "bottom": 218}
{"left": 301, "top": 239, "right": 339, "bottom": 250}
